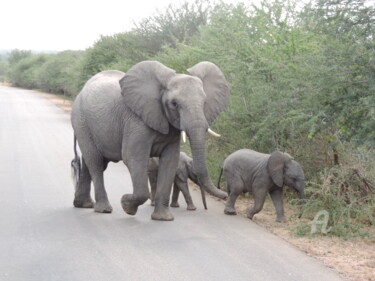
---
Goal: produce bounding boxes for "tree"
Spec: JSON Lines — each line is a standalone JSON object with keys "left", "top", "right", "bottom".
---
{"left": 7, "top": 53, "right": 47, "bottom": 88}
{"left": 37, "top": 50, "right": 84, "bottom": 97}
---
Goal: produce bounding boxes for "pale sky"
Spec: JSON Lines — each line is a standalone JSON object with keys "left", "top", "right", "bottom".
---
{"left": 0, "top": 0, "right": 243, "bottom": 51}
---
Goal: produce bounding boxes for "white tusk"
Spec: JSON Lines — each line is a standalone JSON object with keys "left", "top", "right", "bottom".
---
{"left": 208, "top": 128, "right": 221, "bottom": 137}
{"left": 181, "top": 131, "right": 187, "bottom": 143}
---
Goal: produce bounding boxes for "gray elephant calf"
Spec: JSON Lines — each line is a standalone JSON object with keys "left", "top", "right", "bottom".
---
{"left": 219, "top": 149, "right": 305, "bottom": 222}
{"left": 148, "top": 152, "right": 206, "bottom": 210}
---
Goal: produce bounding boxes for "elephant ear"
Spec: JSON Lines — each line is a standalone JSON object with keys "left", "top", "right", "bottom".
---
{"left": 267, "top": 151, "right": 293, "bottom": 187}
{"left": 187, "top": 62, "right": 230, "bottom": 125}
{"left": 119, "top": 61, "right": 176, "bottom": 134}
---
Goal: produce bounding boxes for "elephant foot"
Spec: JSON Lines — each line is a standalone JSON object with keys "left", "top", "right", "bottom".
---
{"left": 121, "top": 194, "right": 140, "bottom": 215}
{"left": 94, "top": 200, "right": 113, "bottom": 213}
{"left": 151, "top": 201, "right": 155, "bottom": 207}
{"left": 151, "top": 207, "right": 174, "bottom": 221}
{"left": 170, "top": 201, "right": 180, "bottom": 208}
{"left": 246, "top": 211, "right": 255, "bottom": 220}
{"left": 276, "top": 216, "right": 287, "bottom": 223}
{"left": 224, "top": 207, "right": 237, "bottom": 215}
{"left": 186, "top": 204, "right": 197, "bottom": 211}
{"left": 73, "top": 197, "right": 94, "bottom": 208}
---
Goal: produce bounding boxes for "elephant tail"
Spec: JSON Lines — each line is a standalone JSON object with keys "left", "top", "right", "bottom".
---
{"left": 217, "top": 166, "right": 223, "bottom": 190}
{"left": 71, "top": 135, "right": 81, "bottom": 190}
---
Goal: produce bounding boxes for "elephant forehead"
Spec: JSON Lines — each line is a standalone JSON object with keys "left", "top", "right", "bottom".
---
{"left": 168, "top": 74, "right": 204, "bottom": 93}
{"left": 287, "top": 161, "right": 305, "bottom": 178}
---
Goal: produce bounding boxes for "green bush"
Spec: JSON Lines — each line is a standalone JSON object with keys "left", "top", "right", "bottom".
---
{"left": 7, "top": 54, "right": 47, "bottom": 88}
{"left": 292, "top": 150, "right": 375, "bottom": 239}
{"left": 37, "top": 51, "right": 84, "bottom": 97}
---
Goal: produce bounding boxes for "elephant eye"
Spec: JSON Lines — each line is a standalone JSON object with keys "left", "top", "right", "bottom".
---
{"left": 170, "top": 100, "right": 179, "bottom": 109}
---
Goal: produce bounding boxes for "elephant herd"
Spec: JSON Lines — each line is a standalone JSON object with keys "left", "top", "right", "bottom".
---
{"left": 71, "top": 60, "right": 305, "bottom": 222}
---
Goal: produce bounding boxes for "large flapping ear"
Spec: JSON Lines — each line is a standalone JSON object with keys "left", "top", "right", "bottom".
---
{"left": 187, "top": 62, "right": 230, "bottom": 125}
{"left": 267, "top": 151, "right": 293, "bottom": 187}
{"left": 119, "top": 61, "right": 176, "bottom": 134}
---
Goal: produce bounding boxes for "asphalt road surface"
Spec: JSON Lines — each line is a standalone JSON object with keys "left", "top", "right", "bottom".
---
{"left": 0, "top": 86, "right": 343, "bottom": 281}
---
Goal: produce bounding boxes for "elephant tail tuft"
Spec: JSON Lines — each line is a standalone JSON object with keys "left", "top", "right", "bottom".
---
{"left": 71, "top": 135, "right": 81, "bottom": 190}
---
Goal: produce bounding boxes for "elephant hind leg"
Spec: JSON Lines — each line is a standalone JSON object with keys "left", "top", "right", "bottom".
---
{"left": 73, "top": 157, "right": 94, "bottom": 208}
{"left": 174, "top": 181, "right": 196, "bottom": 211}
{"left": 224, "top": 181, "right": 241, "bottom": 215}
{"left": 82, "top": 153, "right": 112, "bottom": 213}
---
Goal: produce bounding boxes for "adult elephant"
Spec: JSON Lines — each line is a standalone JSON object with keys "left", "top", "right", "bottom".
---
{"left": 71, "top": 61, "right": 229, "bottom": 221}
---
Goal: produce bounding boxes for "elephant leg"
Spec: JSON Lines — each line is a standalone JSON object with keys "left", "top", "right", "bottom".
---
{"left": 73, "top": 157, "right": 94, "bottom": 208}
{"left": 84, "top": 155, "right": 112, "bottom": 213}
{"left": 269, "top": 188, "right": 286, "bottom": 222}
{"left": 151, "top": 143, "right": 180, "bottom": 221}
{"left": 224, "top": 178, "right": 241, "bottom": 215}
{"left": 247, "top": 187, "right": 267, "bottom": 220}
{"left": 149, "top": 173, "right": 157, "bottom": 207}
{"left": 121, "top": 160, "right": 150, "bottom": 216}
{"left": 175, "top": 180, "right": 196, "bottom": 210}
{"left": 121, "top": 134, "right": 154, "bottom": 216}
{"left": 170, "top": 183, "right": 180, "bottom": 208}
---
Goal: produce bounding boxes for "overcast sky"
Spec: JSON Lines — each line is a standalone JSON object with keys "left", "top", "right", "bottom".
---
{"left": 0, "top": 0, "right": 244, "bottom": 51}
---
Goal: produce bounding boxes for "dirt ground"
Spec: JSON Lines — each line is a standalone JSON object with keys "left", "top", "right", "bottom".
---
{"left": 38, "top": 90, "right": 375, "bottom": 281}
{"left": 230, "top": 193, "right": 375, "bottom": 281}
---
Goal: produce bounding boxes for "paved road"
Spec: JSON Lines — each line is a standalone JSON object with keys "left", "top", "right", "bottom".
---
{"left": 0, "top": 86, "right": 343, "bottom": 281}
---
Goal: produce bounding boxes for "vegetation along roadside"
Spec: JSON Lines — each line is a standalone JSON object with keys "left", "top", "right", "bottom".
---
{"left": 1, "top": 0, "right": 374, "bottom": 280}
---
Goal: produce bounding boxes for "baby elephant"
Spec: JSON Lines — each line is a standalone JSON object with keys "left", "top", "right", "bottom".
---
{"left": 148, "top": 152, "right": 206, "bottom": 210}
{"left": 219, "top": 149, "right": 305, "bottom": 222}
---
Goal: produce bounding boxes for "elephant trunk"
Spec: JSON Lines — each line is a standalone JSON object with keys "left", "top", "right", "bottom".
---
{"left": 299, "top": 190, "right": 306, "bottom": 200}
{"left": 186, "top": 124, "right": 228, "bottom": 200}
{"left": 296, "top": 181, "right": 306, "bottom": 218}
{"left": 297, "top": 181, "right": 306, "bottom": 200}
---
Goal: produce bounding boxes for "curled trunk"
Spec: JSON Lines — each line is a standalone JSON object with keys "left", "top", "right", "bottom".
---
{"left": 187, "top": 125, "right": 228, "bottom": 200}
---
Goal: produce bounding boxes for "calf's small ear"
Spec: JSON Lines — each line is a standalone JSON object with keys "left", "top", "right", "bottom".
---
{"left": 267, "top": 151, "right": 292, "bottom": 187}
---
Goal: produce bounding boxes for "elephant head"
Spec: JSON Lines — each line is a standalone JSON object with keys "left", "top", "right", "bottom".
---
{"left": 267, "top": 151, "right": 305, "bottom": 199}
{"left": 119, "top": 61, "right": 229, "bottom": 199}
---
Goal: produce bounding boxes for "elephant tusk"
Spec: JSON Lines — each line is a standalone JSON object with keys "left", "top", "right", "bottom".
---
{"left": 181, "top": 131, "right": 187, "bottom": 143}
{"left": 208, "top": 128, "right": 221, "bottom": 137}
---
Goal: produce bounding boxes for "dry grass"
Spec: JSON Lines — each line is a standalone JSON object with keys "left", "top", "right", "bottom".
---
{"left": 231, "top": 193, "right": 375, "bottom": 281}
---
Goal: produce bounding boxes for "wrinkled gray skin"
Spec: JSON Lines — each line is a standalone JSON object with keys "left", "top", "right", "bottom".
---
{"left": 219, "top": 149, "right": 305, "bottom": 222}
{"left": 148, "top": 152, "right": 205, "bottom": 211}
{"left": 71, "top": 61, "right": 229, "bottom": 221}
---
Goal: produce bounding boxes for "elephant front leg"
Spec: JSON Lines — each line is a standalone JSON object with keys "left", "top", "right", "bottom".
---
{"left": 269, "top": 188, "right": 286, "bottom": 222}
{"left": 121, "top": 134, "right": 153, "bottom": 216}
{"left": 121, "top": 161, "right": 150, "bottom": 216}
{"left": 151, "top": 143, "right": 180, "bottom": 221}
{"left": 247, "top": 187, "right": 267, "bottom": 220}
